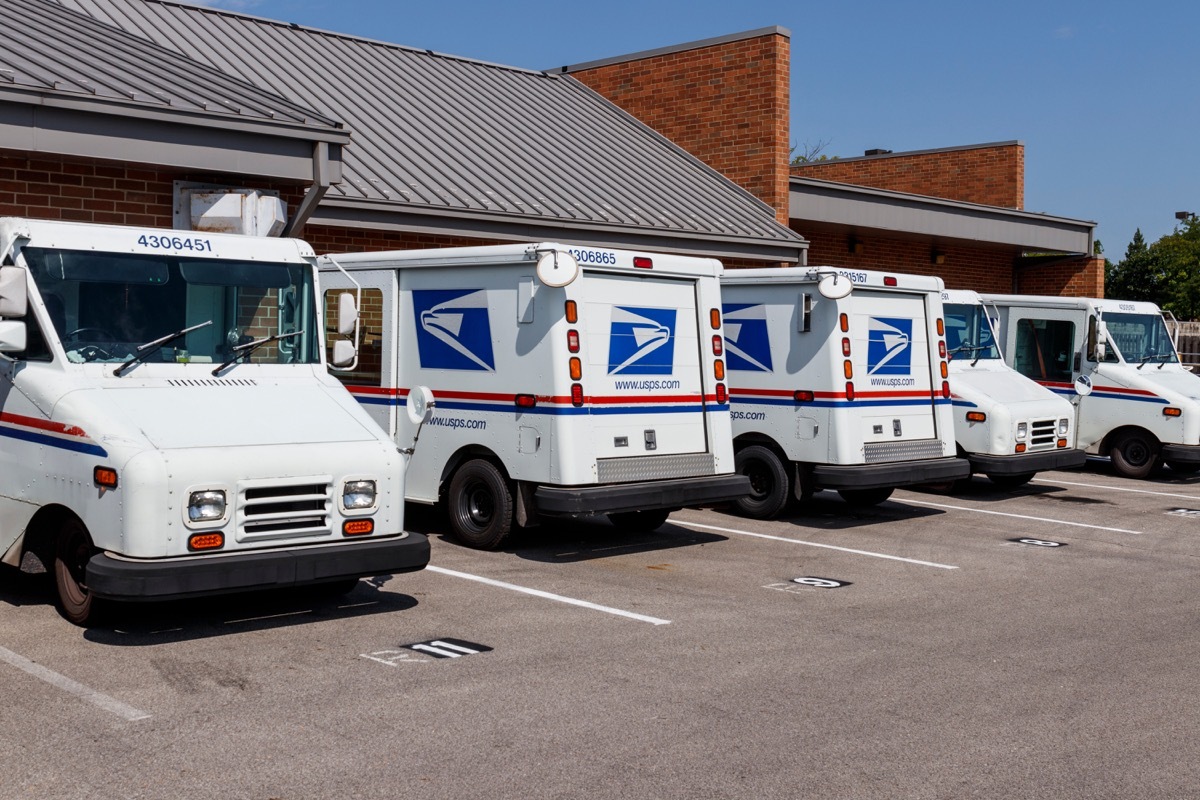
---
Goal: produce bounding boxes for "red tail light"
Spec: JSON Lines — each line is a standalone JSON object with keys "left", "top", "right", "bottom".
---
{"left": 634, "top": 257, "right": 653, "bottom": 269}
{"left": 712, "top": 335, "right": 723, "bottom": 356}
{"left": 842, "top": 337, "right": 851, "bottom": 356}
{"left": 941, "top": 381, "right": 951, "bottom": 398}
{"left": 715, "top": 384, "right": 727, "bottom": 404}
{"left": 884, "top": 276, "right": 898, "bottom": 286}
{"left": 571, "top": 383, "right": 584, "bottom": 406}
{"left": 845, "top": 382, "right": 855, "bottom": 401}
{"left": 939, "top": 341, "right": 946, "bottom": 358}
{"left": 567, "top": 329, "right": 580, "bottom": 352}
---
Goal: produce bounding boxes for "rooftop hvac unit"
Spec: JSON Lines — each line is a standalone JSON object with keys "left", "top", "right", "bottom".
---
{"left": 174, "top": 183, "right": 287, "bottom": 236}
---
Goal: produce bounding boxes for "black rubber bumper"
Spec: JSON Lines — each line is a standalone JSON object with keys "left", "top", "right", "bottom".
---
{"left": 1161, "top": 444, "right": 1200, "bottom": 464}
{"left": 811, "top": 457, "right": 970, "bottom": 490}
{"left": 534, "top": 474, "right": 752, "bottom": 516}
{"left": 968, "top": 448, "right": 1088, "bottom": 475}
{"left": 85, "top": 533, "right": 430, "bottom": 602}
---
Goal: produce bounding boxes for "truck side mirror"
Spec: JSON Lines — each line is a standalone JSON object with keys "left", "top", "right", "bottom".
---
{"left": 0, "top": 320, "right": 27, "bottom": 353}
{"left": 330, "top": 339, "right": 356, "bottom": 368}
{"left": 1074, "top": 374, "right": 1093, "bottom": 396}
{"left": 336, "top": 291, "right": 358, "bottom": 335}
{"left": 0, "top": 267, "right": 27, "bottom": 318}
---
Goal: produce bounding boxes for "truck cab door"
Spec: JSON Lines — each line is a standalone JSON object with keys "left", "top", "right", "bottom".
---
{"left": 1003, "top": 308, "right": 1084, "bottom": 392}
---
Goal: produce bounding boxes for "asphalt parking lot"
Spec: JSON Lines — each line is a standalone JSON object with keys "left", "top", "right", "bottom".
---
{"left": 3, "top": 461, "right": 1200, "bottom": 799}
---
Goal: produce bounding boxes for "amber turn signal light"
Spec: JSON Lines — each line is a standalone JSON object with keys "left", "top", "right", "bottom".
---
{"left": 188, "top": 532, "right": 224, "bottom": 551}
{"left": 343, "top": 519, "right": 374, "bottom": 537}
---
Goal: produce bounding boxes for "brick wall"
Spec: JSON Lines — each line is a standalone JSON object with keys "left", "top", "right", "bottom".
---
{"left": 1016, "top": 256, "right": 1105, "bottom": 298}
{"left": 799, "top": 228, "right": 1017, "bottom": 293}
{"left": 791, "top": 143, "right": 1025, "bottom": 209}
{"left": 0, "top": 152, "right": 178, "bottom": 226}
{"left": 567, "top": 30, "right": 791, "bottom": 224}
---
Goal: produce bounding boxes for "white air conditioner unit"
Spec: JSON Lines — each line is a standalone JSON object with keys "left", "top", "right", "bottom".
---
{"left": 174, "top": 183, "right": 287, "bottom": 236}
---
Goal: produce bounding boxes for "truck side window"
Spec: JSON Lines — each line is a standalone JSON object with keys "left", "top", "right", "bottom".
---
{"left": 1013, "top": 318, "right": 1075, "bottom": 382}
{"left": 324, "top": 288, "right": 383, "bottom": 386}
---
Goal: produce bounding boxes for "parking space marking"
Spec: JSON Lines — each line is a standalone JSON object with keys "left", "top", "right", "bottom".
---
{"left": 1034, "top": 477, "right": 1200, "bottom": 500}
{"left": 900, "top": 498, "right": 1142, "bottom": 534}
{"left": 425, "top": 565, "right": 671, "bottom": 625}
{"left": 672, "top": 521, "right": 959, "bottom": 570}
{"left": 0, "top": 645, "right": 150, "bottom": 722}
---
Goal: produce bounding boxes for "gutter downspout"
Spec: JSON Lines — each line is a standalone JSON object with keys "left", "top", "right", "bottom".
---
{"left": 283, "top": 141, "right": 331, "bottom": 238}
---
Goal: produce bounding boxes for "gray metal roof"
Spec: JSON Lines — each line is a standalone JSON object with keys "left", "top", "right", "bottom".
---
{"left": 790, "top": 177, "right": 1096, "bottom": 256}
{"left": 56, "top": 0, "right": 805, "bottom": 262}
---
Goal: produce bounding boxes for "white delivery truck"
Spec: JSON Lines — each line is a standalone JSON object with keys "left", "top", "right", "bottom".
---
{"left": 0, "top": 217, "right": 429, "bottom": 625}
{"left": 317, "top": 243, "right": 749, "bottom": 549}
{"left": 983, "top": 294, "right": 1200, "bottom": 478}
{"left": 941, "top": 289, "right": 1086, "bottom": 487}
{"left": 720, "top": 266, "right": 969, "bottom": 518}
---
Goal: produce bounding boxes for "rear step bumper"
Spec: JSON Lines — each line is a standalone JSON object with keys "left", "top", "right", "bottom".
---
{"left": 968, "top": 448, "right": 1088, "bottom": 475}
{"left": 812, "top": 457, "right": 969, "bottom": 490}
{"left": 534, "top": 474, "right": 752, "bottom": 516}
{"left": 86, "top": 532, "right": 430, "bottom": 601}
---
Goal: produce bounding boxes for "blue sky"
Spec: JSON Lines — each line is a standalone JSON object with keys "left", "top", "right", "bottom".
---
{"left": 197, "top": 0, "right": 1199, "bottom": 260}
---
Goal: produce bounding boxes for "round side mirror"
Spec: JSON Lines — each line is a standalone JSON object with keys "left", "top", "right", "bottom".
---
{"left": 406, "top": 385, "right": 437, "bottom": 424}
{"left": 1074, "top": 374, "right": 1093, "bottom": 397}
{"left": 817, "top": 273, "right": 853, "bottom": 300}
{"left": 535, "top": 250, "right": 580, "bottom": 287}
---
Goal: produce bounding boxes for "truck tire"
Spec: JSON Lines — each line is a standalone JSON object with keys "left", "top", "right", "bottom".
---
{"left": 987, "top": 472, "right": 1035, "bottom": 489}
{"left": 53, "top": 517, "right": 107, "bottom": 627}
{"left": 608, "top": 509, "right": 672, "bottom": 532}
{"left": 837, "top": 487, "right": 894, "bottom": 507}
{"left": 448, "top": 459, "right": 513, "bottom": 550}
{"left": 733, "top": 445, "right": 790, "bottom": 519}
{"left": 1110, "top": 431, "right": 1159, "bottom": 479}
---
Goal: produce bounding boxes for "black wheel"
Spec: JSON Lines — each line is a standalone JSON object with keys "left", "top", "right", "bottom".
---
{"left": 837, "top": 487, "right": 894, "bottom": 506}
{"left": 988, "top": 472, "right": 1035, "bottom": 489}
{"left": 447, "top": 459, "right": 513, "bottom": 550}
{"left": 53, "top": 517, "right": 106, "bottom": 626}
{"left": 1166, "top": 460, "right": 1200, "bottom": 475}
{"left": 607, "top": 509, "right": 672, "bottom": 532}
{"left": 1110, "top": 431, "right": 1159, "bottom": 479}
{"left": 733, "top": 445, "right": 790, "bottom": 519}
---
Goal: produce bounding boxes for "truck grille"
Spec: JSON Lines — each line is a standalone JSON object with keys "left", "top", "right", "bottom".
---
{"left": 1027, "top": 419, "right": 1058, "bottom": 451}
{"left": 237, "top": 479, "right": 332, "bottom": 540}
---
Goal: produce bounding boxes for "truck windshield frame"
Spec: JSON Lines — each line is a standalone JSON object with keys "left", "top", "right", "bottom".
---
{"left": 22, "top": 247, "right": 319, "bottom": 367}
{"left": 1103, "top": 312, "right": 1180, "bottom": 366}
{"left": 944, "top": 303, "right": 1002, "bottom": 361}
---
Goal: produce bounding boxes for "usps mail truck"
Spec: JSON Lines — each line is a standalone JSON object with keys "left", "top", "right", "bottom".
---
{"left": 941, "top": 289, "right": 1086, "bottom": 487}
{"left": 318, "top": 243, "right": 749, "bottom": 549}
{"left": 720, "top": 267, "right": 968, "bottom": 518}
{"left": 0, "top": 218, "right": 429, "bottom": 625}
{"left": 983, "top": 294, "right": 1200, "bottom": 478}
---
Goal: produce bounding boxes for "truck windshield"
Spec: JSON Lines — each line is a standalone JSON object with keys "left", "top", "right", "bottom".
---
{"left": 22, "top": 248, "right": 319, "bottom": 366}
{"left": 943, "top": 303, "right": 1001, "bottom": 361}
{"left": 1104, "top": 312, "right": 1179, "bottom": 365}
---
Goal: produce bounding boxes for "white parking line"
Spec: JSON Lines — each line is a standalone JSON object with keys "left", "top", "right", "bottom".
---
{"left": 899, "top": 498, "right": 1142, "bottom": 534}
{"left": 672, "top": 520, "right": 959, "bottom": 570}
{"left": 1033, "top": 477, "right": 1200, "bottom": 501}
{"left": 425, "top": 565, "right": 671, "bottom": 625}
{"left": 0, "top": 645, "right": 150, "bottom": 721}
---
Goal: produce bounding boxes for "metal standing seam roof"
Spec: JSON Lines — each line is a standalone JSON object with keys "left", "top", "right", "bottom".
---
{"left": 55, "top": 0, "right": 805, "bottom": 260}
{"left": 2, "top": 0, "right": 346, "bottom": 142}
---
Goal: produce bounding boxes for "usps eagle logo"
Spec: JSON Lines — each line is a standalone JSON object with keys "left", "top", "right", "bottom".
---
{"left": 866, "top": 317, "right": 912, "bottom": 375}
{"left": 413, "top": 289, "right": 495, "bottom": 371}
{"left": 607, "top": 306, "right": 676, "bottom": 375}
{"left": 722, "top": 303, "right": 773, "bottom": 372}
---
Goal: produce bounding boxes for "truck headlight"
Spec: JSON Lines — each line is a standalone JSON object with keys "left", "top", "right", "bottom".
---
{"left": 343, "top": 479, "right": 377, "bottom": 510}
{"left": 1058, "top": 418, "right": 1070, "bottom": 435}
{"left": 1016, "top": 422, "right": 1028, "bottom": 441}
{"left": 188, "top": 490, "right": 227, "bottom": 522}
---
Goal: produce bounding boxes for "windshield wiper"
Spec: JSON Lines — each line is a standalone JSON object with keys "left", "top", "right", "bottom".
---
{"left": 212, "top": 329, "right": 305, "bottom": 376}
{"left": 1136, "top": 352, "right": 1172, "bottom": 370}
{"left": 113, "top": 320, "right": 213, "bottom": 377}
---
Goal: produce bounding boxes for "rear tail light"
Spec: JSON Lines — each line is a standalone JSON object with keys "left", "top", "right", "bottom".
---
{"left": 567, "top": 329, "right": 580, "bottom": 352}
{"left": 343, "top": 519, "right": 374, "bottom": 537}
{"left": 839, "top": 313, "right": 849, "bottom": 332}
{"left": 188, "top": 532, "right": 224, "bottom": 551}
{"left": 571, "top": 383, "right": 584, "bottom": 406}
{"left": 712, "top": 335, "right": 723, "bottom": 356}
{"left": 846, "top": 382, "right": 855, "bottom": 401}
{"left": 515, "top": 394, "right": 537, "bottom": 408}
{"left": 634, "top": 256, "right": 653, "bottom": 269}
{"left": 941, "top": 381, "right": 951, "bottom": 399}
{"left": 710, "top": 308, "right": 721, "bottom": 330}
{"left": 795, "top": 390, "right": 814, "bottom": 403}
{"left": 715, "top": 383, "right": 727, "bottom": 404}
{"left": 843, "top": 360, "right": 853, "bottom": 379}
{"left": 884, "top": 276, "right": 898, "bottom": 286}
{"left": 842, "top": 337, "right": 851, "bottom": 356}
{"left": 940, "top": 361, "right": 948, "bottom": 379}
{"left": 939, "top": 341, "right": 946, "bottom": 358}
{"left": 569, "top": 357, "right": 582, "bottom": 380}
{"left": 565, "top": 300, "right": 578, "bottom": 323}
{"left": 936, "top": 318, "right": 945, "bottom": 336}
{"left": 714, "top": 360, "right": 725, "bottom": 380}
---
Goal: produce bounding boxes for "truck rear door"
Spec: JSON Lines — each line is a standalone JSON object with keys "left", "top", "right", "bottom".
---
{"left": 581, "top": 271, "right": 707, "bottom": 459}
{"left": 851, "top": 290, "right": 939, "bottom": 445}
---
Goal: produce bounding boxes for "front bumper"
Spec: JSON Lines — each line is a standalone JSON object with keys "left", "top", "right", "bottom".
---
{"left": 811, "top": 457, "right": 970, "bottom": 490}
{"left": 86, "top": 532, "right": 430, "bottom": 601}
{"left": 1161, "top": 443, "right": 1200, "bottom": 464}
{"left": 534, "top": 474, "right": 752, "bottom": 516}
{"left": 968, "top": 448, "right": 1088, "bottom": 475}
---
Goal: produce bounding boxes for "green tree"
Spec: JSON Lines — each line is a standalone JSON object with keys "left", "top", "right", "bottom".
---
{"left": 1157, "top": 216, "right": 1200, "bottom": 320}
{"left": 1106, "top": 229, "right": 1164, "bottom": 304}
